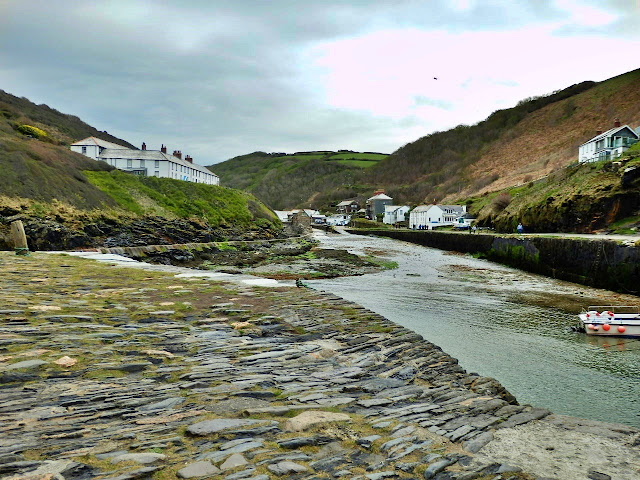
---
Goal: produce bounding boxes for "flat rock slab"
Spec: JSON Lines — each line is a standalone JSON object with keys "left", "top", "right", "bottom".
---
{"left": 187, "top": 419, "right": 269, "bottom": 436}
{"left": 4, "top": 360, "right": 47, "bottom": 371}
{"left": 211, "top": 397, "right": 271, "bottom": 415}
{"left": 463, "top": 431, "right": 493, "bottom": 453}
{"left": 285, "top": 411, "right": 351, "bottom": 431}
{"left": 139, "top": 397, "right": 185, "bottom": 412}
{"left": 110, "top": 453, "right": 166, "bottom": 464}
{"left": 497, "top": 408, "right": 551, "bottom": 429}
{"left": 267, "top": 461, "right": 308, "bottom": 475}
{"left": 220, "top": 453, "right": 247, "bottom": 470}
{"left": 177, "top": 461, "right": 220, "bottom": 478}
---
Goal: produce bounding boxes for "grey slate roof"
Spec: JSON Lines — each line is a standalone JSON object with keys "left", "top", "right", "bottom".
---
{"left": 412, "top": 204, "right": 465, "bottom": 214}
{"left": 98, "top": 149, "right": 217, "bottom": 177}
{"left": 580, "top": 125, "right": 639, "bottom": 147}
{"left": 71, "top": 136, "right": 130, "bottom": 149}
{"left": 99, "top": 149, "right": 167, "bottom": 160}
{"left": 367, "top": 193, "right": 392, "bottom": 201}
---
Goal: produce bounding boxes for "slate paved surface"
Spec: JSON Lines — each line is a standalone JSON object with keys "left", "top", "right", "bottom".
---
{"left": 0, "top": 252, "right": 638, "bottom": 480}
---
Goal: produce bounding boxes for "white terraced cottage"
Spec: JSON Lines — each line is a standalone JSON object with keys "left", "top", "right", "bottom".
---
{"left": 70, "top": 137, "right": 219, "bottom": 185}
{"left": 383, "top": 205, "right": 410, "bottom": 225}
{"left": 409, "top": 204, "right": 467, "bottom": 229}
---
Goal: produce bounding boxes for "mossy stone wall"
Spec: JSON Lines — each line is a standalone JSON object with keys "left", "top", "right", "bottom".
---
{"left": 348, "top": 229, "right": 640, "bottom": 294}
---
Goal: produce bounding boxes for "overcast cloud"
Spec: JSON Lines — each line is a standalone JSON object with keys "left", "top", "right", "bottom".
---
{"left": 1, "top": 0, "right": 639, "bottom": 165}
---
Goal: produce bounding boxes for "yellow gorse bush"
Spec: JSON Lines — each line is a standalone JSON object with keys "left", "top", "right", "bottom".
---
{"left": 17, "top": 124, "right": 48, "bottom": 139}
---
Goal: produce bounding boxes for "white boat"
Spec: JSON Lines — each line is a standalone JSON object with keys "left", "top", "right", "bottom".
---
{"left": 577, "top": 306, "right": 640, "bottom": 337}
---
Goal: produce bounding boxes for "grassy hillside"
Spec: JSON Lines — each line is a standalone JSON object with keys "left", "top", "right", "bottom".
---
{"left": 84, "top": 170, "right": 277, "bottom": 228}
{"left": 369, "top": 69, "right": 640, "bottom": 206}
{"left": 0, "top": 89, "right": 135, "bottom": 148}
{"left": 209, "top": 151, "right": 387, "bottom": 210}
{"left": 212, "top": 68, "right": 640, "bottom": 232}
{"left": 0, "top": 88, "right": 280, "bottom": 248}
{"left": 0, "top": 109, "right": 117, "bottom": 214}
{"left": 467, "top": 142, "right": 640, "bottom": 233}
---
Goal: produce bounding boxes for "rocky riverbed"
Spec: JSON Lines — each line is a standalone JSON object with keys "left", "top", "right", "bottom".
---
{"left": 1, "top": 252, "right": 638, "bottom": 480}
{"left": 109, "top": 238, "right": 388, "bottom": 280}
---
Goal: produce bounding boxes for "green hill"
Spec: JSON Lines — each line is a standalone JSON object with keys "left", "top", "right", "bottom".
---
{"left": 0, "top": 89, "right": 280, "bottom": 249}
{"left": 210, "top": 68, "right": 640, "bottom": 232}
{"left": 209, "top": 151, "right": 387, "bottom": 210}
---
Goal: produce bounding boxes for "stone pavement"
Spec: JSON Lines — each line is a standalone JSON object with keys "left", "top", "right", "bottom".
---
{"left": 1, "top": 252, "right": 638, "bottom": 480}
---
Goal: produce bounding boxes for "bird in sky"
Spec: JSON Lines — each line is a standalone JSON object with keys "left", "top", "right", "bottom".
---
{"left": 433, "top": 77, "right": 438, "bottom": 80}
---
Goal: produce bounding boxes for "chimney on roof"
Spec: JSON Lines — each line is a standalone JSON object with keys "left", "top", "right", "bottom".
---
{"left": 141, "top": 142, "right": 146, "bottom": 150}
{"left": 185, "top": 155, "right": 193, "bottom": 163}
{"left": 161, "top": 144, "right": 167, "bottom": 153}
{"left": 596, "top": 129, "right": 603, "bottom": 135}
{"left": 614, "top": 118, "right": 621, "bottom": 128}
{"left": 173, "top": 150, "right": 182, "bottom": 159}
{"left": 374, "top": 189, "right": 385, "bottom": 195}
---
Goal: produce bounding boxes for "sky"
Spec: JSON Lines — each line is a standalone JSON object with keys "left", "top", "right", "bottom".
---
{"left": 1, "top": 1, "right": 640, "bottom": 166}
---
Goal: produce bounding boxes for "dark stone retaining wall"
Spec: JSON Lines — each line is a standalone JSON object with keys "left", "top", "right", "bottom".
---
{"left": 348, "top": 229, "right": 640, "bottom": 295}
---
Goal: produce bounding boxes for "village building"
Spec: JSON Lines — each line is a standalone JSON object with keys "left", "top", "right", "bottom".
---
{"left": 578, "top": 120, "right": 639, "bottom": 163}
{"left": 383, "top": 205, "right": 410, "bottom": 225}
{"left": 409, "top": 204, "right": 467, "bottom": 229}
{"left": 273, "top": 210, "right": 291, "bottom": 223}
{"left": 326, "top": 214, "right": 351, "bottom": 226}
{"left": 336, "top": 200, "right": 360, "bottom": 214}
{"left": 274, "top": 209, "right": 325, "bottom": 224}
{"left": 70, "top": 137, "right": 220, "bottom": 185}
{"left": 366, "top": 191, "right": 393, "bottom": 220}
{"left": 456, "top": 212, "right": 476, "bottom": 229}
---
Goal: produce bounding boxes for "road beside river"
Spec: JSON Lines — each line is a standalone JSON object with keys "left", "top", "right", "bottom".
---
{"left": 308, "top": 230, "right": 640, "bottom": 428}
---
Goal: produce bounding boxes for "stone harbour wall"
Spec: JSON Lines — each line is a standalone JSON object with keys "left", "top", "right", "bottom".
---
{"left": 349, "top": 229, "right": 640, "bottom": 294}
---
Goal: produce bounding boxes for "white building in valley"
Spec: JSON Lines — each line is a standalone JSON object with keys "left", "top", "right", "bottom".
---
{"left": 383, "top": 205, "right": 410, "bottom": 225}
{"left": 409, "top": 204, "right": 467, "bottom": 229}
{"left": 70, "top": 137, "right": 219, "bottom": 185}
{"left": 578, "top": 120, "right": 639, "bottom": 163}
{"left": 273, "top": 209, "right": 325, "bottom": 224}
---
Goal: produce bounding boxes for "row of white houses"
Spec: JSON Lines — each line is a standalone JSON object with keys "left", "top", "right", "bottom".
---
{"left": 70, "top": 137, "right": 220, "bottom": 185}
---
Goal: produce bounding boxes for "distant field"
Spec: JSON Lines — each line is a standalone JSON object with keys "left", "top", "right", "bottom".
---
{"left": 328, "top": 153, "right": 388, "bottom": 160}
{"left": 333, "top": 159, "right": 380, "bottom": 168}
{"left": 271, "top": 154, "right": 328, "bottom": 161}
{"left": 326, "top": 152, "right": 387, "bottom": 168}
{"left": 267, "top": 152, "right": 387, "bottom": 168}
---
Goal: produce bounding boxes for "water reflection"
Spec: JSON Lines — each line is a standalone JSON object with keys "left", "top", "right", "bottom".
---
{"left": 308, "top": 231, "right": 640, "bottom": 428}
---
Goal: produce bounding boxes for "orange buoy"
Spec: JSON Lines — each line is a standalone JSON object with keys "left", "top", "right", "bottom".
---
{"left": 603, "top": 324, "right": 611, "bottom": 331}
{"left": 618, "top": 326, "right": 626, "bottom": 333}
{"left": 588, "top": 324, "right": 595, "bottom": 330}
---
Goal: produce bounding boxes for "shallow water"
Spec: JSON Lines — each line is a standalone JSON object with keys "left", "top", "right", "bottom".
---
{"left": 308, "top": 231, "right": 640, "bottom": 428}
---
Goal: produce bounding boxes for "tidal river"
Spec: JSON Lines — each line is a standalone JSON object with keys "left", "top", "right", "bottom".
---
{"left": 308, "top": 230, "right": 640, "bottom": 428}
